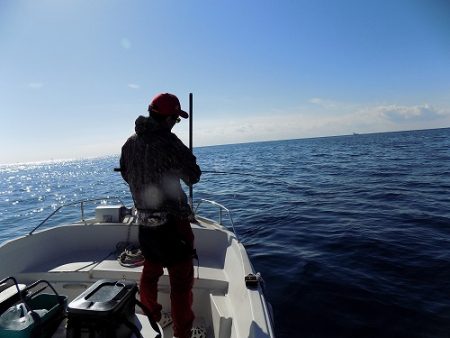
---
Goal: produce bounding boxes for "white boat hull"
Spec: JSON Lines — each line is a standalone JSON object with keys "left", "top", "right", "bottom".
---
{"left": 0, "top": 205, "right": 275, "bottom": 338}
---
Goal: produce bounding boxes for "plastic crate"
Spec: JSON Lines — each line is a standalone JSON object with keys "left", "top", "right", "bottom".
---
{"left": 0, "top": 278, "right": 67, "bottom": 338}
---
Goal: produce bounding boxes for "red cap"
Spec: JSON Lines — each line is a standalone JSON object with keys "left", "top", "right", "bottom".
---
{"left": 148, "top": 93, "right": 188, "bottom": 118}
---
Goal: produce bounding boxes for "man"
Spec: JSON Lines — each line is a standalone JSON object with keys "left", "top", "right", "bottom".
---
{"left": 120, "top": 93, "right": 201, "bottom": 338}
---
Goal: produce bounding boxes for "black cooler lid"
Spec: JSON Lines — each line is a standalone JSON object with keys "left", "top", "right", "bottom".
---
{"left": 67, "top": 279, "right": 137, "bottom": 316}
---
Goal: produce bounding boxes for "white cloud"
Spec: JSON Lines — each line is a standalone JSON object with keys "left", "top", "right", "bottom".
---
{"left": 372, "top": 104, "right": 443, "bottom": 121}
{"left": 320, "top": 102, "right": 449, "bottom": 134}
{"left": 191, "top": 101, "right": 450, "bottom": 146}
{"left": 309, "top": 97, "right": 340, "bottom": 109}
{"left": 127, "top": 83, "right": 140, "bottom": 89}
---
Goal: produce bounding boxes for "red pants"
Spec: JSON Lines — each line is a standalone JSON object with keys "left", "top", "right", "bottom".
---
{"left": 139, "top": 218, "right": 195, "bottom": 338}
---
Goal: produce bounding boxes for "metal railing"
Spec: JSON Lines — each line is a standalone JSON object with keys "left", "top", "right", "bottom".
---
{"left": 29, "top": 197, "right": 125, "bottom": 235}
{"left": 29, "top": 197, "right": 236, "bottom": 238}
{"left": 194, "top": 199, "right": 237, "bottom": 237}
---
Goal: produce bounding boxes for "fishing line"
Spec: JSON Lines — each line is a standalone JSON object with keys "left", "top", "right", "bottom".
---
{"left": 115, "top": 169, "right": 297, "bottom": 188}
{"left": 201, "top": 170, "right": 297, "bottom": 188}
{"left": 202, "top": 170, "right": 258, "bottom": 177}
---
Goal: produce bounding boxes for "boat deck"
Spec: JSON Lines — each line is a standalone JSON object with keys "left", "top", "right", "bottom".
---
{"left": 2, "top": 223, "right": 238, "bottom": 338}
{"left": 6, "top": 257, "right": 233, "bottom": 338}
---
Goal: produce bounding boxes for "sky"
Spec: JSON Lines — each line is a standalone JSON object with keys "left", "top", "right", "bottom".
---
{"left": 0, "top": 0, "right": 449, "bottom": 164}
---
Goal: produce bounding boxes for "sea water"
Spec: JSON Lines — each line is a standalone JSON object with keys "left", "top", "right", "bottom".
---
{"left": 1, "top": 128, "right": 450, "bottom": 338}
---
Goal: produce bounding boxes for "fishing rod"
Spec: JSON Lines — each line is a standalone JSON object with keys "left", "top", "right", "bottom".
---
{"left": 186, "top": 95, "right": 294, "bottom": 190}
{"left": 186, "top": 94, "right": 295, "bottom": 189}
{"left": 188, "top": 93, "right": 194, "bottom": 208}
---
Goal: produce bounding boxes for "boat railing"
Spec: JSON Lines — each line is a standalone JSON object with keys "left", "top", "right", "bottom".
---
{"left": 29, "top": 197, "right": 125, "bottom": 235}
{"left": 29, "top": 197, "right": 237, "bottom": 237}
{"left": 194, "top": 199, "right": 237, "bottom": 237}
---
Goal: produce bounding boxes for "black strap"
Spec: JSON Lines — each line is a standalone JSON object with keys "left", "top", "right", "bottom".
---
{"left": 122, "top": 317, "right": 144, "bottom": 338}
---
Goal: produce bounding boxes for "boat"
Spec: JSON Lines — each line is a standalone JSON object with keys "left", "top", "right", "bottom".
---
{"left": 0, "top": 197, "right": 275, "bottom": 338}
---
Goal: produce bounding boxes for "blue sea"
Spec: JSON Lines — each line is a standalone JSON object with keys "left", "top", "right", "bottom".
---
{"left": 1, "top": 128, "right": 450, "bottom": 338}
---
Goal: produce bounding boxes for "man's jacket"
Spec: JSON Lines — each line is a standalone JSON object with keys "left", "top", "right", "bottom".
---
{"left": 120, "top": 116, "right": 201, "bottom": 215}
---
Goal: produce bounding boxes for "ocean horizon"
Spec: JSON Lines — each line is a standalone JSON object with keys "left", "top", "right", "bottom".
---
{"left": 2, "top": 126, "right": 449, "bottom": 167}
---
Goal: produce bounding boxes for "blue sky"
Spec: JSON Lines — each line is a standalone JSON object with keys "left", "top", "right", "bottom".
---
{"left": 1, "top": 0, "right": 449, "bottom": 164}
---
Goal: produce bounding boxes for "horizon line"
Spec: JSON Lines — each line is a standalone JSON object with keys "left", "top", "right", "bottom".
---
{"left": 1, "top": 126, "right": 449, "bottom": 166}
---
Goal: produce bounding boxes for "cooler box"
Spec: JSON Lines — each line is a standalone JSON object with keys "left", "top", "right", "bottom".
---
{"left": 66, "top": 280, "right": 138, "bottom": 338}
{"left": 95, "top": 205, "right": 127, "bottom": 223}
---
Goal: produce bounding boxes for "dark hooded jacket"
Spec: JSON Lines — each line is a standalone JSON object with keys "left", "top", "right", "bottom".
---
{"left": 120, "top": 116, "right": 201, "bottom": 215}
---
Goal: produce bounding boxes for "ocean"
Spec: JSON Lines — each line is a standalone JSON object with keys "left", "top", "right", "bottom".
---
{"left": 1, "top": 128, "right": 450, "bottom": 338}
